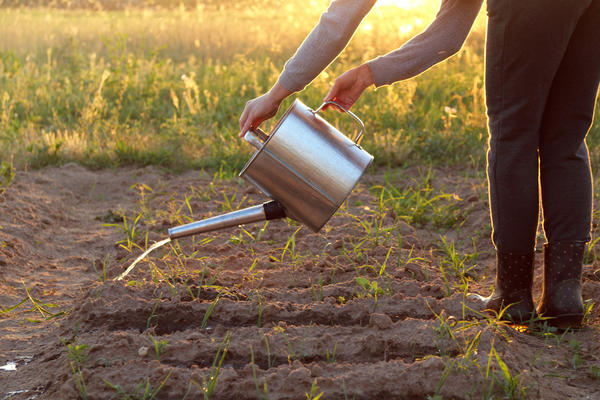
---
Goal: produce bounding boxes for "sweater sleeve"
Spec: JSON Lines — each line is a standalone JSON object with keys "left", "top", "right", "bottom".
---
{"left": 366, "top": 0, "right": 483, "bottom": 87}
{"left": 277, "top": 0, "right": 377, "bottom": 93}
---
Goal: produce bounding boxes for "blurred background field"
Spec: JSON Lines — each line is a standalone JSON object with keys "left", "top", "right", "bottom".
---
{"left": 1, "top": 0, "right": 487, "bottom": 172}
{"left": 0, "top": 0, "right": 598, "bottom": 174}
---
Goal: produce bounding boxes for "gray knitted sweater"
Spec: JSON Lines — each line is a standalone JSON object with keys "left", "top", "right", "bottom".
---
{"left": 277, "top": 0, "right": 483, "bottom": 91}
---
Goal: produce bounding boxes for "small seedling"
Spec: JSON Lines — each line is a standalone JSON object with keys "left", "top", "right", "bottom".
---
{"left": 104, "top": 213, "right": 143, "bottom": 251}
{"left": 257, "top": 294, "right": 265, "bottom": 328}
{"left": 326, "top": 342, "right": 337, "bottom": 364}
{"left": 269, "top": 227, "right": 302, "bottom": 263}
{"left": 429, "top": 358, "right": 455, "bottom": 400}
{"left": 250, "top": 345, "right": 270, "bottom": 400}
{"left": 589, "top": 365, "right": 600, "bottom": 381}
{"left": 202, "top": 332, "right": 232, "bottom": 399}
{"left": 22, "top": 281, "right": 65, "bottom": 322}
{"left": 311, "top": 277, "right": 324, "bottom": 302}
{"left": 149, "top": 334, "right": 169, "bottom": 360}
{"left": 70, "top": 362, "right": 88, "bottom": 400}
{"left": 568, "top": 339, "right": 583, "bottom": 370}
{"left": 202, "top": 294, "right": 221, "bottom": 329}
{"left": 67, "top": 343, "right": 90, "bottom": 366}
{"left": 263, "top": 334, "right": 272, "bottom": 369}
{"left": 147, "top": 300, "right": 160, "bottom": 330}
{"left": 354, "top": 277, "right": 385, "bottom": 301}
{"left": 305, "top": 379, "right": 323, "bottom": 400}
{"left": 104, "top": 370, "right": 173, "bottom": 400}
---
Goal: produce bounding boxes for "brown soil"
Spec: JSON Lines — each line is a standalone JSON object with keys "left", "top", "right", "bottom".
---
{"left": 0, "top": 163, "right": 599, "bottom": 399}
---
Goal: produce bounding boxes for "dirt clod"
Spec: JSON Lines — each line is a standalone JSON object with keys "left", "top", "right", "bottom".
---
{"left": 369, "top": 313, "right": 393, "bottom": 330}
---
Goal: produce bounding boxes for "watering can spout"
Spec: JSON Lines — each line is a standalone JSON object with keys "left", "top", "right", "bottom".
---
{"left": 168, "top": 200, "right": 285, "bottom": 240}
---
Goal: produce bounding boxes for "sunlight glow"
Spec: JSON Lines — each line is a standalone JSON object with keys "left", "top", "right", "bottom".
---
{"left": 375, "top": 0, "right": 421, "bottom": 9}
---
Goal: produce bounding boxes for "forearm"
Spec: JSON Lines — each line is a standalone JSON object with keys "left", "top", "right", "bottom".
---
{"left": 277, "top": 0, "right": 376, "bottom": 93}
{"left": 267, "top": 81, "right": 294, "bottom": 104}
{"left": 367, "top": 0, "right": 483, "bottom": 87}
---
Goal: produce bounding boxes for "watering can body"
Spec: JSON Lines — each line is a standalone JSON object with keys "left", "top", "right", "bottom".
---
{"left": 239, "top": 99, "right": 373, "bottom": 232}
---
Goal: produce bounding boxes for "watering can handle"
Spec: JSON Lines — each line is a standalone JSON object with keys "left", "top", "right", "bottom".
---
{"left": 313, "top": 100, "right": 366, "bottom": 144}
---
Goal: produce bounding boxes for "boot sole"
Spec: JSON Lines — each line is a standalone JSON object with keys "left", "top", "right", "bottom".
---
{"left": 543, "top": 313, "right": 584, "bottom": 330}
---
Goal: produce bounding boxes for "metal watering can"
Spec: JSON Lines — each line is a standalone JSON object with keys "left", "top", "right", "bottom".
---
{"left": 168, "top": 99, "right": 373, "bottom": 239}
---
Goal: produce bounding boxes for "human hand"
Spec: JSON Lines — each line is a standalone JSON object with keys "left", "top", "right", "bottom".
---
{"left": 238, "top": 82, "right": 293, "bottom": 137}
{"left": 323, "top": 64, "right": 374, "bottom": 111}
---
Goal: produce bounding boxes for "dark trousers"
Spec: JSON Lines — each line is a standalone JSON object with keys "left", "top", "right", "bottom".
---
{"left": 485, "top": 0, "right": 600, "bottom": 254}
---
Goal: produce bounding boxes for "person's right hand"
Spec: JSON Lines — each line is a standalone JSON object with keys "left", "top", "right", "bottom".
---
{"left": 323, "top": 63, "right": 374, "bottom": 111}
{"left": 239, "top": 82, "right": 293, "bottom": 137}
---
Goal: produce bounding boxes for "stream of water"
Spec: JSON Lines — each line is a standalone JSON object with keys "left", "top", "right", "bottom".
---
{"left": 114, "top": 238, "right": 171, "bottom": 281}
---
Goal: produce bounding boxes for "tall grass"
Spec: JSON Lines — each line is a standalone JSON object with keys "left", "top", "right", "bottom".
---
{"left": 0, "top": 1, "right": 598, "bottom": 173}
{"left": 0, "top": 1, "right": 488, "bottom": 171}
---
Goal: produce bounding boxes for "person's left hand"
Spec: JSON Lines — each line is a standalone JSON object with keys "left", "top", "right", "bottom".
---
{"left": 323, "top": 64, "right": 374, "bottom": 111}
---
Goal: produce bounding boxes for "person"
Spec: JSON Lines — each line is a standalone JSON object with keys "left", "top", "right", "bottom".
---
{"left": 238, "top": 0, "right": 600, "bottom": 328}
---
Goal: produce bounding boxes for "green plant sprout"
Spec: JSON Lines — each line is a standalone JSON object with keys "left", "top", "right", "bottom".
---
{"left": 201, "top": 294, "right": 221, "bottom": 329}
{"left": 21, "top": 280, "right": 65, "bottom": 322}
{"left": 250, "top": 345, "right": 270, "bottom": 400}
{"left": 269, "top": 227, "right": 302, "bottom": 263}
{"left": 305, "top": 379, "right": 324, "bottom": 400}
{"left": 104, "top": 370, "right": 173, "bottom": 400}
{"left": 104, "top": 213, "right": 143, "bottom": 251}
{"left": 326, "top": 342, "right": 338, "bottom": 364}
{"left": 148, "top": 334, "right": 169, "bottom": 360}
{"left": 354, "top": 277, "right": 385, "bottom": 301}
{"left": 263, "top": 334, "right": 273, "bottom": 369}
{"left": 91, "top": 254, "right": 111, "bottom": 282}
{"left": 201, "top": 332, "right": 232, "bottom": 399}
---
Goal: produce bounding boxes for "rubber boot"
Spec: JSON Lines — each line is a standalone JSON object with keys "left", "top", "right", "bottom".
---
{"left": 536, "top": 242, "right": 586, "bottom": 329}
{"left": 470, "top": 252, "right": 536, "bottom": 324}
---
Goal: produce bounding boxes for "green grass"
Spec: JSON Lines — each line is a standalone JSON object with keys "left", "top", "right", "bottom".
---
{"left": 0, "top": 1, "right": 492, "bottom": 173}
{"left": 3, "top": 2, "right": 599, "bottom": 176}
